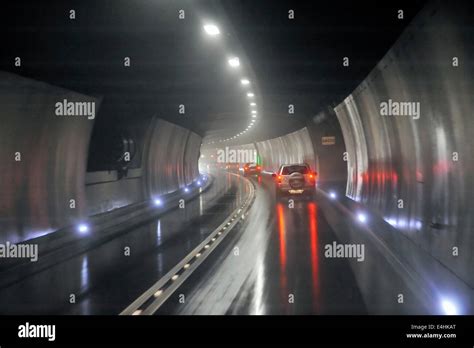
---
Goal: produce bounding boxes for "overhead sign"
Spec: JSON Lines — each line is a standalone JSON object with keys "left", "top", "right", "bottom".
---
{"left": 322, "top": 136, "right": 336, "bottom": 145}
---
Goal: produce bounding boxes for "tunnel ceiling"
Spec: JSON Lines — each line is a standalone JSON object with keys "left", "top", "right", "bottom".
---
{"left": 1, "top": 0, "right": 425, "bottom": 145}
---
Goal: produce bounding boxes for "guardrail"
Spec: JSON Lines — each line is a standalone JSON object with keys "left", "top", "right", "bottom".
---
{"left": 120, "top": 173, "right": 256, "bottom": 315}
{"left": 0, "top": 174, "right": 214, "bottom": 289}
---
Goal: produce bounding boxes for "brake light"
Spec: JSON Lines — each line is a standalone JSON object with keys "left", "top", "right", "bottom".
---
{"left": 257, "top": 166, "right": 261, "bottom": 170}
{"left": 277, "top": 175, "right": 282, "bottom": 184}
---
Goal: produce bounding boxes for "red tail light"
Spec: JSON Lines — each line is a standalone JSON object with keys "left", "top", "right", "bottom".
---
{"left": 277, "top": 175, "right": 282, "bottom": 184}
{"left": 257, "top": 166, "right": 261, "bottom": 170}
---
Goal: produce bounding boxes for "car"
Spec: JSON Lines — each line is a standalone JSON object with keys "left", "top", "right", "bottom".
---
{"left": 242, "top": 162, "right": 261, "bottom": 176}
{"left": 272, "top": 163, "right": 317, "bottom": 199}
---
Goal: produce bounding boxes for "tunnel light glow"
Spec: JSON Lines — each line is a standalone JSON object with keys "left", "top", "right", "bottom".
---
{"left": 228, "top": 57, "right": 240, "bottom": 68}
{"left": 171, "top": 275, "right": 179, "bottom": 281}
{"left": 386, "top": 218, "right": 397, "bottom": 227}
{"left": 251, "top": 114, "right": 256, "bottom": 118}
{"left": 397, "top": 219, "right": 407, "bottom": 228}
{"left": 441, "top": 299, "right": 459, "bottom": 315}
{"left": 357, "top": 213, "right": 367, "bottom": 223}
{"left": 240, "top": 78, "right": 250, "bottom": 85}
{"left": 154, "top": 290, "right": 163, "bottom": 297}
{"left": 77, "top": 224, "right": 89, "bottom": 234}
{"left": 132, "top": 310, "right": 142, "bottom": 316}
{"left": 247, "top": 92, "right": 254, "bottom": 97}
{"left": 203, "top": 24, "right": 220, "bottom": 36}
{"left": 329, "top": 191, "right": 337, "bottom": 199}
{"left": 415, "top": 220, "right": 422, "bottom": 230}
{"left": 153, "top": 198, "right": 163, "bottom": 206}
{"left": 250, "top": 102, "right": 256, "bottom": 106}
{"left": 251, "top": 110, "right": 257, "bottom": 114}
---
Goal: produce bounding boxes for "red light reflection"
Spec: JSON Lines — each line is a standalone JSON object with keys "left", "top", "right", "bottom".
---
{"left": 308, "top": 202, "right": 320, "bottom": 312}
{"left": 276, "top": 203, "right": 288, "bottom": 309}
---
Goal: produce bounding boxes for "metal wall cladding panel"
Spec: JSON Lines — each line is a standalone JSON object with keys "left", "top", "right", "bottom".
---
{"left": 183, "top": 132, "right": 201, "bottom": 185}
{"left": 306, "top": 109, "right": 348, "bottom": 192}
{"left": 334, "top": 2, "right": 474, "bottom": 287}
{"left": 85, "top": 169, "right": 143, "bottom": 215}
{"left": 0, "top": 72, "right": 96, "bottom": 244}
{"left": 255, "top": 127, "right": 316, "bottom": 173}
{"left": 145, "top": 118, "right": 201, "bottom": 196}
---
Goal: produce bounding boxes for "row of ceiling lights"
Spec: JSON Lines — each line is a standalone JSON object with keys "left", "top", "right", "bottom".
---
{"left": 202, "top": 23, "right": 258, "bottom": 145}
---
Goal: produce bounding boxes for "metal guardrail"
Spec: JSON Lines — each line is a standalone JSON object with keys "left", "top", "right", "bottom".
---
{"left": 120, "top": 173, "right": 256, "bottom": 315}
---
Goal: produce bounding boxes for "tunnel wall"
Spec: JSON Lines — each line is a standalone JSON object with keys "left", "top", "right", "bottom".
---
{"left": 85, "top": 168, "right": 143, "bottom": 215}
{"left": 0, "top": 72, "right": 202, "bottom": 242}
{"left": 306, "top": 108, "right": 348, "bottom": 193}
{"left": 255, "top": 127, "right": 316, "bottom": 173}
{"left": 183, "top": 132, "right": 203, "bottom": 183}
{"left": 144, "top": 117, "right": 201, "bottom": 197}
{"left": 86, "top": 117, "right": 202, "bottom": 214}
{"left": 84, "top": 112, "right": 153, "bottom": 216}
{"left": 334, "top": 0, "right": 474, "bottom": 289}
{"left": 0, "top": 72, "right": 97, "bottom": 244}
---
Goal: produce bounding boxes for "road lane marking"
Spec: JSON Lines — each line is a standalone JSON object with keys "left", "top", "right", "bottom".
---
{"left": 120, "top": 172, "right": 255, "bottom": 316}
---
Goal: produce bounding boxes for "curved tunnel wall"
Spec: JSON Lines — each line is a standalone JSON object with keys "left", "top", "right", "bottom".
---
{"left": 306, "top": 108, "right": 348, "bottom": 193}
{"left": 335, "top": 1, "right": 474, "bottom": 288}
{"left": 255, "top": 127, "right": 316, "bottom": 174}
{"left": 0, "top": 72, "right": 202, "bottom": 243}
{"left": 86, "top": 117, "right": 201, "bottom": 214}
{"left": 0, "top": 72, "right": 97, "bottom": 244}
{"left": 144, "top": 117, "right": 201, "bottom": 197}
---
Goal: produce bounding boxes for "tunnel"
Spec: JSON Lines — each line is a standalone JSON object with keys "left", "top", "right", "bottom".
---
{"left": 0, "top": 0, "right": 473, "bottom": 325}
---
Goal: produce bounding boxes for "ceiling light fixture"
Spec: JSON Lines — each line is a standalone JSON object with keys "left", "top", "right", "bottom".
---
{"left": 203, "top": 24, "right": 220, "bottom": 36}
{"left": 228, "top": 57, "right": 240, "bottom": 68}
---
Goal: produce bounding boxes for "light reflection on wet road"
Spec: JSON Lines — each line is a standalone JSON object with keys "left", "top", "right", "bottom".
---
{"left": 158, "top": 174, "right": 366, "bottom": 315}
{"left": 0, "top": 171, "right": 365, "bottom": 315}
{"left": 0, "top": 171, "right": 247, "bottom": 314}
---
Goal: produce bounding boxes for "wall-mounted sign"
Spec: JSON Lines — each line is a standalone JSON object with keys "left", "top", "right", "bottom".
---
{"left": 322, "top": 136, "right": 336, "bottom": 145}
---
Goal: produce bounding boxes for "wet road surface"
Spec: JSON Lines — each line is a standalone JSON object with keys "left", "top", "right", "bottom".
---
{"left": 0, "top": 171, "right": 366, "bottom": 315}
{"left": 157, "top": 174, "right": 367, "bottom": 315}
{"left": 0, "top": 171, "right": 248, "bottom": 314}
